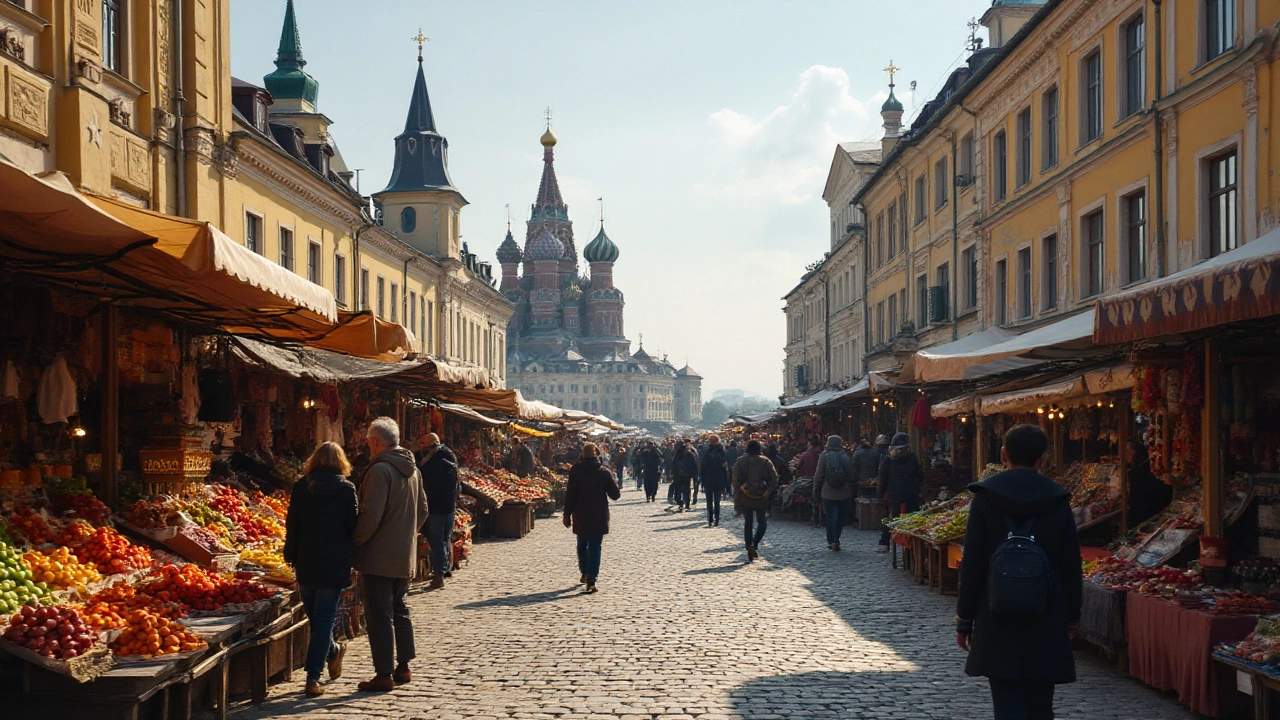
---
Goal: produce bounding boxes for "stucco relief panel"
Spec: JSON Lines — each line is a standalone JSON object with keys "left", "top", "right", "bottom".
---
{"left": 4, "top": 65, "right": 48, "bottom": 139}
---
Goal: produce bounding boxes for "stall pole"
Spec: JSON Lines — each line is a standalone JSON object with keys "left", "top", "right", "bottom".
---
{"left": 974, "top": 414, "right": 985, "bottom": 480}
{"left": 1118, "top": 402, "right": 1130, "bottom": 532}
{"left": 1054, "top": 417, "right": 1065, "bottom": 475}
{"left": 101, "top": 303, "right": 119, "bottom": 508}
{"left": 1202, "top": 338, "right": 1223, "bottom": 538}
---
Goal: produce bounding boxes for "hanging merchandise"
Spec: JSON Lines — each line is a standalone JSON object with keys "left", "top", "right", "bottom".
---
{"left": 179, "top": 364, "right": 201, "bottom": 425}
{"left": 1148, "top": 410, "right": 1168, "bottom": 480}
{"left": 37, "top": 355, "right": 77, "bottom": 424}
{"left": 316, "top": 407, "right": 344, "bottom": 446}
{"left": 909, "top": 395, "right": 931, "bottom": 429}
{"left": 2, "top": 360, "right": 19, "bottom": 400}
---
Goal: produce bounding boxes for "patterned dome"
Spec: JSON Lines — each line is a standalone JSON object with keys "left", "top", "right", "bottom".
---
{"left": 582, "top": 226, "right": 620, "bottom": 263}
{"left": 525, "top": 226, "right": 564, "bottom": 262}
{"left": 496, "top": 229, "right": 523, "bottom": 264}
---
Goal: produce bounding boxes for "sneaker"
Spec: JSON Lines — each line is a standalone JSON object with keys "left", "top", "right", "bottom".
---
{"left": 327, "top": 640, "right": 347, "bottom": 680}
{"left": 357, "top": 675, "right": 395, "bottom": 692}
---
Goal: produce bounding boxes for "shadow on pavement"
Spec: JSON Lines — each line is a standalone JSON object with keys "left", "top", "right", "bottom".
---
{"left": 453, "top": 587, "right": 580, "bottom": 610}
{"left": 684, "top": 562, "right": 748, "bottom": 576}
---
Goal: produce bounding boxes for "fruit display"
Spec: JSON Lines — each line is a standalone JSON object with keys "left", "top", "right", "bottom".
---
{"left": 76, "top": 601, "right": 128, "bottom": 631}
{"left": 239, "top": 545, "right": 287, "bottom": 572}
{"left": 44, "top": 476, "right": 90, "bottom": 500}
{"left": 2, "top": 604, "right": 100, "bottom": 660}
{"left": 22, "top": 546, "right": 101, "bottom": 591}
{"left": 206, "top": 486, "right": 284, "bottom": 543}
{"left": 51, "top": 494, "right": 111, "bottom": 526}
{"left": 8, "top": 507, "right": 57, "bottom": 545}
{"left": 62, "top": 524, "right": 155, "bottom": 575}
{"left": 1087, "top": 556, "right": 1203, "bottom": 593}
{"left": 460, "top": 468, "right": 515, "bottom": 505}
{"left": 142, "top": 563, "right": 272, "bottom": 612}
{"left": 111, "top": 608, "right": 205, "bottom": 657}
{"left": 1210, "top": 591, "right": 1280, "bottom": 616}
{"left": 88, "top": 581, "right": 187, "bottom": 619}
{"left": 884, "top": 493, "right": 972, "bottom": 539}
{"left": 252, "top": 491, "right": 289, "bottom": 520}
{"left": 122, "top": 498, "right": 185, "bottom": 530}
{"left": 0, "top": 545, "right": 56, "bottom": 613}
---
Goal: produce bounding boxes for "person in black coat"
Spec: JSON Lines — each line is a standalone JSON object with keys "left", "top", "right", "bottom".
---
{"left": 877, "top": 432, "right": 923, "bottom": 551}
{"left": 699, "top": 436, "right": 731, "bottom": 527}
{"left": 562, "top": 443, "right": 621, "bottom": 594}
{"left": 640, "top": 441, "right": 664, "bottom": 502}
{"left": 418, "top": 433, "right": 459, "bottom": 590}
{"left": 957, "top": 424, "right": 1082, "bottom": 720}
{"left": 284, "top": 441, "right": 358, "bottom": 696}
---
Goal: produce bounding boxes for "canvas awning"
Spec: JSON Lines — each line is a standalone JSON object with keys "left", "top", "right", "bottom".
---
{"left": 435, "top": 402, "right": 508, "bottom": 427}
{"left": 515, "top": 392, "right": 565, "bottom": 422}
{"left": 1094, "top": 228, "right": 1280, "bottom": 344}
{"left": 910, "top": 310, "right": 1097, "bottom": 383}
{"left": 977, "top": 376, "right": 1086, "bottom": 416}
{"left": 931, "top": 394, "right": 974, "bottom": 418}
{"left": 226, "top": 311, "right": 416, "bottom": 363}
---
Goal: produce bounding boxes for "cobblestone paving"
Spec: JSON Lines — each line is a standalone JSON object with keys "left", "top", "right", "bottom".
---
{"left": 235, "top": 488, "right": 1199, "bottom": 719}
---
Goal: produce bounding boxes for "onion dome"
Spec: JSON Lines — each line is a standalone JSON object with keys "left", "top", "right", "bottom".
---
{"left": 496, "top": 229, "right": 522, "bottom": 264}
{"left": 525, "top": 226, "right": 564, "bottom": 262}
{"left": 540, "top": 128, "right": 558, "bottom": 147}
{"left": 562, "top": 284, "right": 583, "bottom": 303}
{"left": 582, "top": 226, "right": 620, "bottom": 263}
{"left": 881, "top": 90, "right": 903, "bottom": 113}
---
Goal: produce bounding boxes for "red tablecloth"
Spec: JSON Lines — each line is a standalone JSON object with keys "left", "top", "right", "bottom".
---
{"left": 1126, "top": 592, "right": 1257, "bottom": 717}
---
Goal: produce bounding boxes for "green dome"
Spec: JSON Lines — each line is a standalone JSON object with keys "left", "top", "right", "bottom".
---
{"left": 263, "top": 0, "right": 319, "bottom": 107}
{"left": 881, "top": 91, "right": 903, "bottom": 113}
{"left": 582, "top": 226, "right": 620, "bottom": 263}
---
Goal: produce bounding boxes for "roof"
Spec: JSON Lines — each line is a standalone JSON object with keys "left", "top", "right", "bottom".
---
{"left": 582, "top": 225, "right": 620, "bottom": 263}
{"left": 262, "top": 0, "right": 319, "bottom": 106}
{"left": 375, "top": 60, "right": 464, "bottom": 201}
{"left": 839, "top": 141, "right": 882, "bottom": 164}
{"left": 496, "top": 229, "right": 523, "bottom": 264}
{"left": 676, "top": 365, "right": 701, "bottom": 379}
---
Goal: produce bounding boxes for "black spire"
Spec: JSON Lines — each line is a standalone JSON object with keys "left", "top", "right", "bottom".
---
{"left": 377, "top": 58, "right": 463, "bottom": 200}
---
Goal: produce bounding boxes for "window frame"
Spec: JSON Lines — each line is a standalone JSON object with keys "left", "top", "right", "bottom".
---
{"left": 359, "top": 268, "right": 369, "bottom": 312}
{"left": 306, "top": 240, "right": 321, "bottom": 284}
{"left": 390, "top": 282, "right": 399, "bottom": 323}
{"left": 1082, "top": 209, "right": 1106, "bottom": 298}
{"left": 992, "top": 130, "right": 1008, "bottom": 203}
{"left": 376, "top": 276, "right": 387, "bottom": 319}
{"left": 1206, "top": 149, "right": 1239, "bottom": 258}
{"left": 1041, "top": 233, "right": 1059, "bottom": 311}
{"left": 934, "top": 156, "right": 948, "bottom": 210}
{"left": 959, "top": 132, "right": 975, "bottom": 184}
{"left": 962, "top": 245, "right": 978, "bottom": 311}
{"left": 917, "top": 274, "right": 929, "bottom": 329}
{"left": 935, "top": 262, "right": 951, "bottom": 323}
{"left": 1041, "top": 86, "right": 1060, "bottom": 170}
{"left": 102, "top": 0, "right": 124, "bottom": 75}
{"left": 887, "top": 203, "right": 897, "bottom": 258}
{"left": 994, "top": 258, "right": 1008, "bottom": 327}
{"left": 1016, "top": 107, "right": 1033, "bottom": 188}
{"left": 1081, "top": 49, "right": 1103, "bottom": 145}
{"left": 1121, "top": 13, "right": 1146, "bottom": 119}
{"left": 244, "top": 211, "right": 263, "bottom": 255}
{"left": 334, "top": 254, "right": 347, "bottom": 305}
{"left": 1122, "top": 188, "right": 1148, "bottom": 285}
{"left": 914, "top": 175, "right": 927, "bottom": 225}
{"left": 278, "top": 225, "right": 294, "bottom": 272}
{"left": 1017, "top": 246, "right": 1033, "bottom": 320}
{"left": 1203, "top": 0, "right": 1237, "bottom": 63}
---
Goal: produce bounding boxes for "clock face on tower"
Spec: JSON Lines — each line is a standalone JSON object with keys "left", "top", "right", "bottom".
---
{"left": 401, "top": 206, "right": 417, "bottom": 234}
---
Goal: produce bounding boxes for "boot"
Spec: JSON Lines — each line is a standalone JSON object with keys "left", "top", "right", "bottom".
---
{"left": 428, "top": 572, "right": 444, "bottom": 590}
{"left": 747, "top": 545, "right": 758, "bottom": 561}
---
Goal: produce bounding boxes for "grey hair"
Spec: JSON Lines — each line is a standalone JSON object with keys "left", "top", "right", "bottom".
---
{"left": 367, "top": 416, "right": 400, "bottom": 448}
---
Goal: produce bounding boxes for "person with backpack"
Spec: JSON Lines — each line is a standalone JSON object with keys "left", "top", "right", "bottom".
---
{"left": 956, "top": 424, "right": 1082, "bottom": 720}
{"left": 812, "top": 435, "right": 855, "bottom": 551}
{"left": 877, "top": 432, "right": 923, "bottom": 553}
{"left": 698, "top": 435, "right": 731, "bottom": 527}
{"left": 733, "top": 439, "right": 779, "bottom": 561}
{"left": 671, "top": 440, "right": 699, "bottom": 513}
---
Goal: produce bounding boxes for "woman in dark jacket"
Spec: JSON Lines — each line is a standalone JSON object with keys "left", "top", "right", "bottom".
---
{"left": 877, "top": 432, "right": 923, "bottom": 552}
{"left": 563, "top": 443, "right": 621, "bottom": 593}
{"left": 639, "top": 441, "right": 664, "bottom": 502}
{"left": 957, "top": 424, "right": 1082, "bottom": 720}
{"left": 284, "top": 441, "right": 358, "bottom": 696}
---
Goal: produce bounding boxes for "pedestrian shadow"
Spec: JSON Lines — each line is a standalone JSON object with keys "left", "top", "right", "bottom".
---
{"left": 453, "top": 587, "right": 580, "bottom": 610}
{"left": 684, "top": 563, "right": 747, "bottom": 576}
{"left": 727, "top": 670, "right": 967, "bottom": 720}
{"left": 703, "top": 545, "right": 743, "bottom": 554}
{"left": 653, "top": 522, "right": 709, "bottom": 532}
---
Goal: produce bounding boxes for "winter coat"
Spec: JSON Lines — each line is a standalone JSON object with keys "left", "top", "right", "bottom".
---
{"left": 878, "top": 451, "right": 923, "bottom": 503}
{"left": 352, "top": 447, "right": 429, "bottom": 578}
{"left": 851, "top": 446, "right": 880, "bottom": 480}
{"left": 640, "top": 447, "right": 664, "bottom": 479}
{"left": 765, "top": 450, "right": 793, "bottom": 486}
{"left": 564, "top": 458, "right": 621, "bottom": 536}
{"left": 513, "top": 444, "right": 536, "bottom": 478}
{"left": 795, "top": 447, "right": 821, "bottom": 479}
{"left": 673, "top": 447, "right": 700, "bottom": 482}
{"left": 283, "top": 470, "right": 357, "bottom": 588}
{"left": 420, "top": 445, "right": 460, "bottom": 517}
{"left": 725, "top": 445, "right": 743, "bottom": 470}
{"left": 958, "top": 468, "right": 1082, "bottom": 684}
{"left": 699, "top": 445, "right": 731, "bottom": 493}
{"left": 813, "top": 450, "right": 856, "bottom": 502}
{"left": 732, "top": 454, "right": 779, "bottom": 510}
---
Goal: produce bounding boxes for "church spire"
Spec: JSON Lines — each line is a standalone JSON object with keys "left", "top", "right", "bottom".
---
{"left": 535, "top": 109, "right": 565, "bottom": 212}
{"left": 375, "top": 33, "right": 463, "bottom": 200}
{"left": 263, "top": 0, "right": 319, "bottom": 110}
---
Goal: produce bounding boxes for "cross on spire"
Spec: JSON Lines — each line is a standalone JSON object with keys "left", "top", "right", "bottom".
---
{"left": 883, "top": 60, "right": 900, "bottom": 90}
{"left": 505, "top": 203, "right": 511, "bottom": 231}
{"left": 412, "top": 29, "right": 429, "bottom": 62}
{"left": 598, "top": 197, "right": 605, "bottom": 228}
{"left": 544, "top": 107, "right": 553, "bottom": 130}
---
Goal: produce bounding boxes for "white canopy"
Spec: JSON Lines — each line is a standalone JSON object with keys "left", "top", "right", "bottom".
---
{"left": 911, "top": 310, "right": 1096, "bottom": 383}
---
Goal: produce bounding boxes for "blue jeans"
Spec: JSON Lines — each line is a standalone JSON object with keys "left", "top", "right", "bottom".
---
{"left": 426, "top": 512, "right": 454, "bottom": 575}
{"left": 823, "top": 499, "right": 850, "bottom": 545}
{"left": 298, "top": 584, "right": 343, "bottom": 683}
{"left": 743, "top": 507, "right": 767, "bottom": 547}
{"left": 576, "top": 534, "right": 603, "bottom": 583}
{"left": 705, "top": 489, "right": 723, "bottom": 525}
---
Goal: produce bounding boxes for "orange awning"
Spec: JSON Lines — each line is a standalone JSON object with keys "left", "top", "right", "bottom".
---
{"left": 227, "top": 311, "right": 416, "bottom": 363}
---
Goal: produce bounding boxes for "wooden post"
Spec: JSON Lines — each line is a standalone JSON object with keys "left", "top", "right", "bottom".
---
{"left": 974, "top": 414, "right": 985, "bottom": 480}
{"left": 1054, "top": 417, "right": 1065, "bottom": 475}
{"left": 1203, "top": 338, "right": 1223, "bottom": 538}
{"left": 1118, "top": 401, "right": 1130, "bottom": 532}
{"left": 101, "top": 304, "right": 119, "bottom": 509}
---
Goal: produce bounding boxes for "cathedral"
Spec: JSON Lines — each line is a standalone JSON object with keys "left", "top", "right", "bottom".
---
{"left": 499, "top": 129, "right": 702, "bottom": 427}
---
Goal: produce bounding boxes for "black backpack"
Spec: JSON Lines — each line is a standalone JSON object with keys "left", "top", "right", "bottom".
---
{"left": 823, "top": 452, "right": 849, "bottom": 490}
{"left": 986, "top": 515, "right": 1054, "bottom": 617}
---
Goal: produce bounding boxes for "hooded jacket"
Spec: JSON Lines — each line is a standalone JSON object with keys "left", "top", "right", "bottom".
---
{"left": 957, "top": 468, "right": 1082, "bottom": 684}
{"left": 851, "top": 445, "right": 880, "bottom": 481}
{"left": 814, "top": 447, "right": 856, "bottom": 502}
{"left": 732, "top": 454, "right": 779, "bottom": 509}
{"left": 878, "top": 450, "right": 924, "bottom": 502}
{"left": 699, "top": 444, "right": 731, "bottom": 492}
{"left": 283, "top": 470, "right": 357, "bottom": 588}
{"left": 640, "top": 446, "right": 664, "bottom": 478}
{"left": 353, "top": 447, "right": 430, "bottom": 578}
{"left": 564, "top": 457, "right": 621, "bottom": 536}
{"left": 420, "top": 445, "right": 460, "bottom": 517}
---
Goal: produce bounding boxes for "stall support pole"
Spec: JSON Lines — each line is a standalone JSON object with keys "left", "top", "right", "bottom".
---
{"left": 101, "top": 303, "right": 119, "bottom": 508}
{"left": 1054, "top": 418, "right": 1065, "bottom": 475}
{"left": 1118, "top": 403, "right": 1130, "bottom": 532}
{"left": 974, "top": 414, "right": 985, "bottom": 480}
{"left": 1203, "top": 338, "right": 1223, "bottom": 538}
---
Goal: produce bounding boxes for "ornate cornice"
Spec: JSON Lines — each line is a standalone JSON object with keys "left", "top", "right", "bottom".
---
{"left": 233, "top": 134, "right": 363, "bottom": 227}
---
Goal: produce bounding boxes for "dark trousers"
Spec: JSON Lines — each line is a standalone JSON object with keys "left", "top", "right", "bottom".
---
{"left": 576, "top": 534, "right": 603, "bottom": 582}
{"left": 298, "top": 584, "right": 343, "bottom": 683}
{"left": 691, "top": 481, "right": 699, "bottom": 505}
{"left": 362, "top": 575, "right": 414, "bottom": 676}
{"left": 989, "top": 678, "right": 1055, "bottom": 720}
{"left": 743, "top": 507, "right": 767, "bottom": 547}
{"left": 673, "top": 479, "right": 691, "bottom": 508}
{"left": 705, "top": 489, "right": 723, "bottom": 525}
{"left": 880, "top": 497, "right": 920, "bottom": 546}
{"left": 823, "top": 499, "right": 850, "bottom": 545}
{"left": 643, "top": 474, "right": 659, "bottom": 498}
{"left": 425, "top": 513, "right": 453, "bottom": 575}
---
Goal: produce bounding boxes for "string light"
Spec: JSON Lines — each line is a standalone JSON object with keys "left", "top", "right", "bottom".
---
{"left": 1037, "top": 407, "right": 1045, "bottom": 415}
{"left": 71, "top": 426, "right": 87, "bottom": 438}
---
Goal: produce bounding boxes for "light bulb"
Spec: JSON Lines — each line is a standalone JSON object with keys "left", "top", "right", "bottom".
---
{"left": 72, "top": 427, "right": 87, "bottom": 438}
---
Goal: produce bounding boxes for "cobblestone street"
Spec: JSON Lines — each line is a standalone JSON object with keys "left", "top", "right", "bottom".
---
{"left": 235, "top": 489, "right": 1198, "bottom": 720}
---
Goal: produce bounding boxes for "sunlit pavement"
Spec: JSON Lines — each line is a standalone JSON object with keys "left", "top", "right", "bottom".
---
{"left": 234, "top": 487, "right": 1197, "bottom": 719}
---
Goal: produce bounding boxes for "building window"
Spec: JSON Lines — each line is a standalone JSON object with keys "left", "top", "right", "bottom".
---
{"left": 992, "top": 131, "right": 1008, "bottom": 202}
{"left": 1042, "top": 234, "right": 1058, "bottom": 311}
{"left": 876, "top": 301, "right": 885, "bottom": 345}
{"left": 962, "top": 246, "right": 978, "bottom": 310}
{"left": 914, "top": 175, "right": 927, "bottom": 224}
{"left": 1208, "top": 150, "right": 1238, "bottom": 257}
{"left": 1084, "top": 211, "right": 1105, "bottom": 297}
{"left": 401, "top": 206, "right": 417, "bottom": 234}
{"left": 1017, "top": 247, "right": 1032, "bottom": 319}
{"left": 1016, "top": 108, "right": 1032, "bottom": 187}
{"left": 1042, "top": 87, "right": 1059, "bottom": 170}
{"left": 995, "top": 259, "right": 1008, "bottom": 326}
{"left": 1123, "top": 14, "right": 1146, "bottom": 118}
{"left": 917, "top": 274, "right": 929, "bottom": 329}
{"left": 934, "top": 157, "right": 948, "bottom": 209}
{"left": 279, "top": 227, "right": 294, "bottom": 272}
{"left": 1205, "top": 0, "right": 1236, "bottom": 61}
{"left": 936, "top": 263, "right": 950, "bottom": 322}
{"left": 875, "top": 212, "right": 885, "bottom": 266}
{"left": 959, "top": 133, "right": 975, "bottom": 182}
{"left": 245, "top": 214, "right": 262, "bottom": 255}
{"left": 376, "top": 276, "right": 386, "bottom": 319}
{"left": 360, "top": 269, "right": 370, "bottom": 311}
{"left": 1082, "top": 50, "right": 1103, "bottom": 144}
{"left": 390, "top": 282, "right": 399, "bottom": 323}
{"left": 307, "top": 241, "right": 320, "bottom": 283}
{"left": 409, "top": 291, "right": 417, "bottom": 332}
{"left": 888, "top": 293, "right": 898, "bottom": 337}
{"left": 887, "top": 204, "right": 897, "bottom": 258}
{"left": 1124, "top": 192, "right": 1147, "bottom": 283}
{"left": 421, "top": 297, "right": 428, "bottom": 348}
{"left": 334, "top": 255, "right": 347, "bottom": 304}
{"left": 102, "top": 0, "right": 123, "bottom": 74}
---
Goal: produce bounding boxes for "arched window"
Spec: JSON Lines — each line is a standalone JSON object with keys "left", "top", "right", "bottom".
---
{"left": 401, "top": 207, "right": 417, "bottom": 234}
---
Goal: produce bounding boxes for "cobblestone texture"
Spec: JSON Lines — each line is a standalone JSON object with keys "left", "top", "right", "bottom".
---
{"left": 234, "top": 489, "right": 1199, "bottom": 719}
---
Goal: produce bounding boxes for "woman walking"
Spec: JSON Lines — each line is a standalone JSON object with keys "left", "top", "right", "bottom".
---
{"left": 284, "top": 441, "right": 358, "bottom": 696}
{"left": 732, "top": 439, "right": 779, "bottom": 562}
{"left": 563, "top": 443, "right": 621, "bottom": 593}
{"left": 640, "top": 441, "right": 664, "bottom": 502}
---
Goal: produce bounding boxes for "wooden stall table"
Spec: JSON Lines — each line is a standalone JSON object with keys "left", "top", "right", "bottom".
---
{"left": 1213, "top": 651, "right": 1280, "bottom": 720}
{"left": 1126, "top": 592, "right": 1258, "bottom": 717}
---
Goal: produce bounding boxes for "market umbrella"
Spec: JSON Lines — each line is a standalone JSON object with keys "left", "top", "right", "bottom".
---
{"left": 909, "top": 394, "right": 932, "bottom": 429}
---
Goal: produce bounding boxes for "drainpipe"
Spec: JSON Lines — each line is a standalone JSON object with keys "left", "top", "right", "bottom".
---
{"left": 950, "top": 131, "right": 960, "bottom": 341}
{"left": 823, "top": 274, "right": 831, "bottom": 386}
{"left": 855, "top": 202, "right": 870, "bottom": 372}
{"left": 173, "top": 0, "right": 186, "bottom": 217}
{"left": 1152, "top": 0, "right": 1167, "bottom": 278}
{"left": 352, "top": 207, "right": 377, "bottom": 312}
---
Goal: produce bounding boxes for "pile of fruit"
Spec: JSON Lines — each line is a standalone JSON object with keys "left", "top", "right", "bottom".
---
{"left": 141, "top": 564, "right": 272, "bottom": 612}
{"left": 207, "top": 486, "right": 283, "bottom": 543}
{"left": 1210, "top": 591, "right": 1280, "bottom": 616}
{"left": 883, "top": 493, "right": 972, "bottom": 539}
{"left": 252, "top": 491, "right": 289, "bottom": 520}
{"left": 75, "top": 601, "right": 128, "bottom": 631}
{"left": 51, "top": 494, "right": 111, "bottom": 526}
{"left": 0, "top": 545, "right": 56, "bottom": 613}
{"left": 22, "top": 546, "right": 101, "bottom": 591}
{"left": 2, "top": 604, "right": 100, "bottom": 660}
{"left": 123, "top": 498, "right": 185, "bottom": 530}
{"left": 8, "top": 508, "right": 56, "bottom": 545}
{"left": 178, "top": 525, "right": 230, "bottom": 554}
{"left": 239, "top": 545, "right": 288, "bottom": 574}
{"left": 1087, "top": 556, "right": 1203, "bottom": 593}
{"left": 459, "top": 469, "right": 515, "bottom": 505}
{"left": 62, "top": 524, "right": 154, "bottom": 575}
{"left": 110, "top": 608, "right": 205, "bottom": 657}
{"left": 88, "top": 582, "right": 186, "bottom": 619}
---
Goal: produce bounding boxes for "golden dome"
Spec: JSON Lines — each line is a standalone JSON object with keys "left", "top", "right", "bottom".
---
{"left": 540, "top": 128, "right": 558, "bottom": 147}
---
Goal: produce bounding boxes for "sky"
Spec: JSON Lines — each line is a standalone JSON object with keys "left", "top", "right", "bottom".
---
{"left": 230, "top": 0, "right": 995, "bottom": 400}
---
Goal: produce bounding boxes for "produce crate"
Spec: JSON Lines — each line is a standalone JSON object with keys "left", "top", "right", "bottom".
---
{"left": 493, "top": 503, "right": 532, "bottom": 539}
{"left": 856, "top": 498, "right": 887, "bottom": 531}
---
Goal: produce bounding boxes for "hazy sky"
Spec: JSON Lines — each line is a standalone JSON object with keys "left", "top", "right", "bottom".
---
{"left": 230, "top": 0, "right": 994, "bottom": 399}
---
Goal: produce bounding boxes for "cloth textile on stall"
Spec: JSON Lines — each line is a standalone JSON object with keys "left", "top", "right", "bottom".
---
{"left": 1126, "top": 592, "right": 1256, "bottom": 717}
{"left": 37, "top": 356, "right": 76, "bottom": 424}
{"left": 1079, "top": 581, "right": 1127, "bottom": 653}
{"left": 2, "top": 360, "right": 19, "bottom": 400}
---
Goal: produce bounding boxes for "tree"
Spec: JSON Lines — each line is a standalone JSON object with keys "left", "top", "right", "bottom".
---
{"left": 700, "top": 400, "right": 730, "bottom": 429}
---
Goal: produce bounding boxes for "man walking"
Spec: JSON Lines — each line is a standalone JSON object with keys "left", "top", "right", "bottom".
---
{"left": 671, "top": 440, "right": 699, "bottom": 513}
{"left": 699, "top": 435, "right": 730, "bottom": 527}
{"left": 640, "top": 441, "right": 664, "bottom": 502}
{"left": 813, "top": 435, "right": 855, "bottom": 551}
{"left": 732, "top": 439, "right": 778, "bottom": 562}
{"left": 353, "top": 417, "right": 429, "bottom": 692}
{"left": 956, "top": 424, "right": 1082, "bottom": 720}
{"left": 851, "top": 438, "right": 879, "bottom": 493}
{"left": 417, "top": 433, "right": 458, "bottom": 591}
{"left": 877, "top": 432, "right": 923, "bottom": 553}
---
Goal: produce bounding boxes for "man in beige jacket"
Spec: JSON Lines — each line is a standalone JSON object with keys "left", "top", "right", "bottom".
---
{"left": 353, "top": 417, "right": 429, "bottom": 692}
